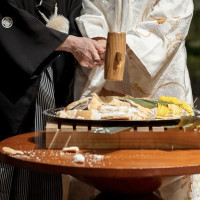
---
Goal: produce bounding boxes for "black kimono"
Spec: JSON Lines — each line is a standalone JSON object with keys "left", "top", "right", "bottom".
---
{"left": 0, "top": 0, "right": 81, "bottom": 141}
{"left": 0, "top": 0, "right": 82, "bottom": 199}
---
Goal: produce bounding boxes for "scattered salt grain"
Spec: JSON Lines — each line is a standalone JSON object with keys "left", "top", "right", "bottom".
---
{"left": 93, "top": 154, "right": 104, "bottom": 161}
{"left": 73, "top": 154, "right": 85, "bottom": 163}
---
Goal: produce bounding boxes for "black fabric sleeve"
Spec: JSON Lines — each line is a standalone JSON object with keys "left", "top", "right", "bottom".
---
{"left": 0, "top": 0, "right": 68, "bottom": 77}
{"left": 58, "top": 0, "right": 82, "bottom": 36}
{"left": 53, "top": 0, "right": 83, "bottom": 107}
{"left": 0, "top": 0, "right": 68, "bottom": 101}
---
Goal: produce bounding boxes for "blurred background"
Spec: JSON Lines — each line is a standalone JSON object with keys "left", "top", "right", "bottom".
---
{"left": 186, "top": 0, "right": 200, "bottom": 108}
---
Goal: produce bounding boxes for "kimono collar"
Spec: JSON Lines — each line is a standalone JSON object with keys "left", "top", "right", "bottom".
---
{"left": 36, "top": 0, "right": 57, "bottom": 19}
{"left": 36, "top": 1, "right": 69, "bottom": 34}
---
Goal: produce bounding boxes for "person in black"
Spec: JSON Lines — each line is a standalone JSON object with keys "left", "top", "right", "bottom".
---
{"left": 0, "top": 0, "right": 104, "bottom": 199}
{"left": 0, "top": 0, "right": 104, "bottom": 141}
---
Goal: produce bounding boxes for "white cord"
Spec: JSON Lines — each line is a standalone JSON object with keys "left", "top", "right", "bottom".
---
{"left": 54, "top": 3, "right": 58, "bottom": 15}
{"left": 37, "top": 9, "right": 49, "bottom": 23}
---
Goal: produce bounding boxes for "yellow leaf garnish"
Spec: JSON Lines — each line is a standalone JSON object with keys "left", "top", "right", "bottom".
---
{"left": 157, "top": 104, "right": 171, "bottom": 118}
{"left": 159, "top": 96, "right": 193, "bottom": 116}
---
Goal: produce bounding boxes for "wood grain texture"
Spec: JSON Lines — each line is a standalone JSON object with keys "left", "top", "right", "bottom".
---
{"left": 2, "top": 132, "right": 200, "bottom": 195}
{"left": 46, "top": 121, "right": 200, "bottom": 150}
{"left": 104, "top": 32, "right": 126, "bottom": 81}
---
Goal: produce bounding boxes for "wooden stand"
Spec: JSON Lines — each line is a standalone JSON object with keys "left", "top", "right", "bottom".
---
{"left": 104, "top": 32, "right": 126, "bottom": 81}
{"left": 3, "top": 132, "right": 200, "bottom": 197}
{"left": 46, "top": 120, "right": 200, "bottom": 149}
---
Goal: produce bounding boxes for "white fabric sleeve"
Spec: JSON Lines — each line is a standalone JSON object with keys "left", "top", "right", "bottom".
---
{"left": 75, "top": 0, "right": 109, "bottom": 39}
{"left": 126, "top": 0, "right": 193, "bottom": 78}
{"left": 76, "top": 0, "right": 193, "bottom": 79}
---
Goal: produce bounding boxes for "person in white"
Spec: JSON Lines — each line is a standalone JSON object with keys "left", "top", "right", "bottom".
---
{"left": 73, "top": 0, "right": 200, "bottom": 200}
{"left": 75, "top": 0, "right": 193, "bottom": 106}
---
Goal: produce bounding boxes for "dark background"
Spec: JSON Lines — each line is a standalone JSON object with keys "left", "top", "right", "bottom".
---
{"left": 186, "top": 0, "right": 200, "bottom": 108}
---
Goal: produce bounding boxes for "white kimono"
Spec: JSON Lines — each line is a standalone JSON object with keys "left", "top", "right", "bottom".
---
{"left": 74, "top": 1, "right": 200, "bottom": 200}
{"left": 75, "top": 0, "right": 193, "bottom": 106}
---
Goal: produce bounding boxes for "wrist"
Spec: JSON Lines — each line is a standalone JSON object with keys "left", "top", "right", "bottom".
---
{"left": 56, "top": 35, "right": 77, "bottom": 53}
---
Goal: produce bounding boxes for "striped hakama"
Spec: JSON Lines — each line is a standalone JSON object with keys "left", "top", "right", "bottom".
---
{"left": 0, "top": 67, "right": 63, "bottom": 200}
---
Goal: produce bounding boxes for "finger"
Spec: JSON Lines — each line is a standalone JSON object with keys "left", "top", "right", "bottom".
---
{"left": 81, "top": 60, "right": 101, "bottom": 69}
{"left": 91, "top": 40, "right": 105, "bottom": 56}
{"left": 98, "top": 49, "right": 105, "bottom": 54}
{"left": 93, "top": 62, "right": 103, "bottom": 68}
{"left": 74, "top": 51, "right": 93, "bottom": 66}
{"left": 90, "top": 50, "right": 101, "bottom": 62}
{"left": 97, "top": 60, "right": 104, "bottom": 66}
{"left": 79, "top": 58, "right": 95, "bottom": 69}
{"left": 74, "top": 41, "right": 101, "bottom": 66}
{"left": 92, "top": 40, "right": 105, "bottom": 53}
{"left": 99, "top": 52, "right": 105, "bottom": 60}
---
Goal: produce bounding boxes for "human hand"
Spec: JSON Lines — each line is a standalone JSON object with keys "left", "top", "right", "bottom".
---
{"left": 93, "top": 37, "right": 107, "bottom": 64}
{"left": 56, "top": 35, "right": 105, "bottom": 68}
